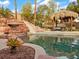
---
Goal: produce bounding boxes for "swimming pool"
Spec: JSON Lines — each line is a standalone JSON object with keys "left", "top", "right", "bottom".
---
{"left": 28, "top": 34, "right": 79, "bottom": 59}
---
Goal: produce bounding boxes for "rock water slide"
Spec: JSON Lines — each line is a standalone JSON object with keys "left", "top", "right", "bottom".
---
{"left": 23, "top": 20, "right": 44, "bottom": 40}
{"left": 23, "top": 20, "right": 44, "bottom": 33}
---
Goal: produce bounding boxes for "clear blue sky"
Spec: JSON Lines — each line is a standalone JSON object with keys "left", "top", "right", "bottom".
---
{"left": 0, "top": 0, "right": 76, "bottom": 12}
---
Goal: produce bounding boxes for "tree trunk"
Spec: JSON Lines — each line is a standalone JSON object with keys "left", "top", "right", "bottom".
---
{"left": 14, "top": 0, "right": 17, "bottom": 19}
{"left": 70, "top": 17, "right": 73, "bottom": 31}
{"left": 34, "top": 0, "right": 37, "bottom": 25}
{"left": 10, "top": 46, "right": 16, "bottom": 54}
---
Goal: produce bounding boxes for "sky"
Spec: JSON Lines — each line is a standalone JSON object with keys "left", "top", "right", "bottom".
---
{"left": 0, "top": 0, "right": 77, "bottom": 12}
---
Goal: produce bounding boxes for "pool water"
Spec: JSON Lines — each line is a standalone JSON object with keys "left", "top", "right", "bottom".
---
{"left": 28, "top": 36, "right": 79, "bottom": 59}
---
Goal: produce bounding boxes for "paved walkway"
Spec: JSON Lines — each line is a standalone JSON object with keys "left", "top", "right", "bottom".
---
{"left": 0, "top": 39, "right": 8, "bottom": 49}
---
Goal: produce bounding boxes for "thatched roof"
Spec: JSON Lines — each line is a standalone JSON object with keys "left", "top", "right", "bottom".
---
{"left": 51, "top": 10, "right": 78, "bottom": 20}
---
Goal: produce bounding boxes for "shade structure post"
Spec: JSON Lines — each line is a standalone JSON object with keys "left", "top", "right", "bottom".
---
{"left": 70, "top": 17, "right": 73, "bottom": 31}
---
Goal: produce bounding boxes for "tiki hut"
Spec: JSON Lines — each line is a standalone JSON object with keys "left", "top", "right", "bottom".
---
{"left": 51, "top": 10, "right": 78, "bottom": 19}
{"left": 74, "top": 17, "right": 79, "bottom": 30}
{"left": 51, "top": 10, "right": 78, "bottom": 31}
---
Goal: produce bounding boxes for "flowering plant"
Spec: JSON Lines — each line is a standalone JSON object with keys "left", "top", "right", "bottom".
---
{"left": 7, "top": 38, "right": 24, "bottom": 53}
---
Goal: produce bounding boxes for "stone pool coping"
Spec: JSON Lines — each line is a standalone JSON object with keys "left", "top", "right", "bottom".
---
{"left": 29, "top": 31, "right": 79, "bottom": 38}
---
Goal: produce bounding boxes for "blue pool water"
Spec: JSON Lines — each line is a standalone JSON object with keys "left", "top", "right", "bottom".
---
{"left": 28, "top": 36, "right": 79, "bottom": 59}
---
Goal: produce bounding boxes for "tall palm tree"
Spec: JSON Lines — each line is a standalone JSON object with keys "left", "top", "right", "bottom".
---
{"left": 77, "top": 0, "right": 79, "bottom": 5}
{"left": 0, "top": 8, "right": 13, "bottom": 17}
{"left": 14, "top": 0, "right": 17, "bottom": 19}
{"left": 34, "top": 0, "right": 37, "bottom": 25}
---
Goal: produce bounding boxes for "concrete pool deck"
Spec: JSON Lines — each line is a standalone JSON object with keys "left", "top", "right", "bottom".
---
{"left": 28, "top": 31, "right": 79, "bottom": 38}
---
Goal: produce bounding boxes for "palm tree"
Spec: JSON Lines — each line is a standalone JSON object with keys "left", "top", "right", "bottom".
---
{"left": 67, "top": 0, "right": 79, "bottom": 14}
{"left": 37, "top": 5, "right": 49, "bottom": 27}
{"left": 77, "top": 0, "right": 79, "bottom": 5}
{"left": 0, "top": 8, "right": 13, "bottom": 18}
{"left": 0, "top": 8, "right": 4, "bottom": 18}
{"left": 14, "top": 0, "right": 17, "bottom": 19}
{"left": 21, "top": 1, "right": 33, "bottom": 22}
{"left": 4, "top": 8, "right": 14, "bottom": 18}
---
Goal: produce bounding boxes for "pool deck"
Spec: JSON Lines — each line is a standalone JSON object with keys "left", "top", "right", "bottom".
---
{"left": 29, "top": 31, "right": 79, "bottom": 38}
